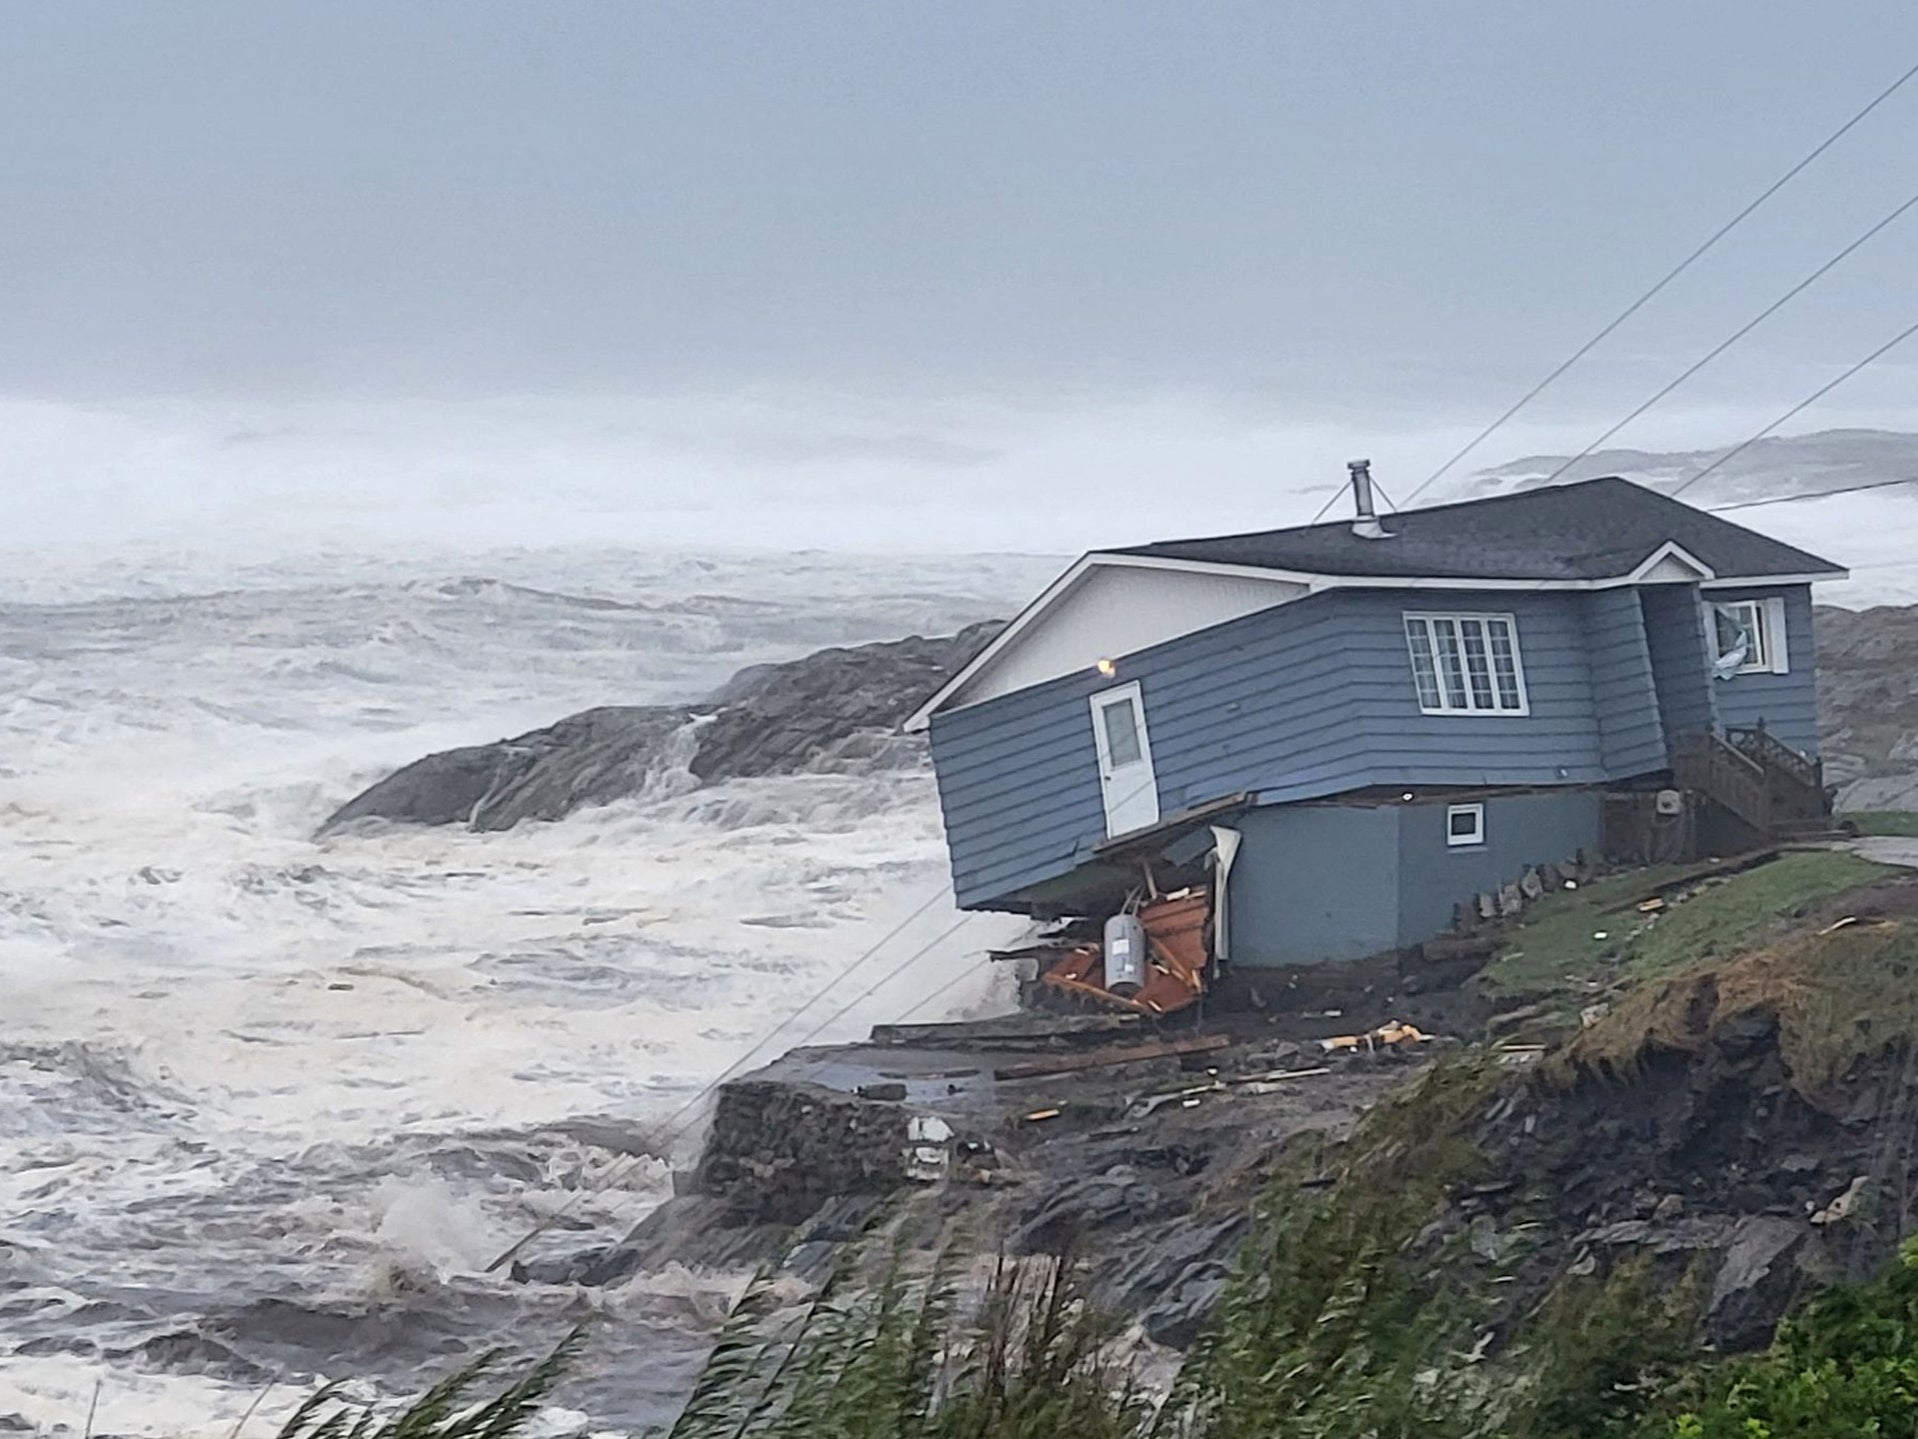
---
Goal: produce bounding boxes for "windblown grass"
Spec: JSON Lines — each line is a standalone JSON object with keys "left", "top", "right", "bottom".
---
{"left": 668, "top": 1248, "right": 1148, "bottom": 1439}
{"left": 1844, "top": 810, "right": 1918, "bottom": 838}
{"left": 274, "top": 1330, "right": 581, "bottom": 1439}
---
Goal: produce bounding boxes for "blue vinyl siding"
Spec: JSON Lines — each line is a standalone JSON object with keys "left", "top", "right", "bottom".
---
{"left": 931, "top": 587, "right": 1621, "bottom": 910}
{"left": 1394, "top": 790, "right": 1602, "bottom": 949}
{"left": 1221, "top": 789, "right": 1604, "bottom": 967}
{"left": 1581, "top": 589, "right": 1668, "bottom": 776}
{"left": 1225, "top": 804, "right": 1401, "bottom": 965}
{"left": 1639, "top": 584, "right": 1717, "bottom": 747}
{"left": 1705, "top": 585, "right": 1820, "bottom": 756}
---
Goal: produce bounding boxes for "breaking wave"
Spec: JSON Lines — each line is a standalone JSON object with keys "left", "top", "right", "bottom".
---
{"left": 0, "top": 548, "right": 1049, "bottom": 1434}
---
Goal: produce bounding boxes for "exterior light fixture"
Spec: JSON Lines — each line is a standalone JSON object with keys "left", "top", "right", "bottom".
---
{"left": 1401, "top": 792, "right": 1415, "bottom": 802}
{"left": 1096, "top": 658, "right": 1116, "bottom": 677}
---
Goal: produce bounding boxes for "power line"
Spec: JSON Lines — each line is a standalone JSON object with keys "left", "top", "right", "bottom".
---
{"left": 482, "top": 886, "right": 973, "bottom": 1272}
{"left": 1535, "top": 184, "right": 1918, "bottom": 488}
{"left": 1389, "top": 56, "right": 1918, "bottom": 513}
{"left": 1670, "top": 315, "right": 1918, "bottom": 499}
{"left": 484, "top": 760, "right": 1178, "bottom": 1272}
{"left": 1705, "top": 476, "right": 1918, "bottom": 512}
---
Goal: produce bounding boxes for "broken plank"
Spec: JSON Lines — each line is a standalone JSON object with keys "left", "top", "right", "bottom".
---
{"left": 869, "top": 1014, "right": 1138, "bottom": 1048}
{"left": 992, "top": 1033, "right": 1231, "bottom": 1081}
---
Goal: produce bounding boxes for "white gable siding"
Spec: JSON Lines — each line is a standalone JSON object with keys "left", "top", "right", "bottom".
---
{"left": 955, "top": 565, "right": 1307, "bottom": 707}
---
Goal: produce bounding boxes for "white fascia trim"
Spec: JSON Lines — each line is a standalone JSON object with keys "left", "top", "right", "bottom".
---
{"left": 902, "top": 551, "right": 1315, "bottom": 731}
{"left": 903, "top": 553, "right": 1097, "bottom": 732}
{"left": 1699, "top": 569, "right": 1849, "bottom": 589}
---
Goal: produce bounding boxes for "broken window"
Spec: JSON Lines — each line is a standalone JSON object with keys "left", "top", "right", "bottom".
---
{"left": 1710, "top": 598, "right": 1787, "bottom": 677}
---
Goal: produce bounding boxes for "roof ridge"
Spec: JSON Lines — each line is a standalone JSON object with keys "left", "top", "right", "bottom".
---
{"left": 1102, "top": 474, "right": 1632, "bottom": 554}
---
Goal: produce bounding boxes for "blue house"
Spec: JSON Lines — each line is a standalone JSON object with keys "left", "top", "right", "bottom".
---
{"left": 905, "top": 468, "right": 1848, "bottom": 970}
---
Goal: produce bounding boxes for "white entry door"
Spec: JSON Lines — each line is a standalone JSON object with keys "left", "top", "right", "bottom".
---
{"left": 1090, "top": 682, "right": 1160, "bottom": 836}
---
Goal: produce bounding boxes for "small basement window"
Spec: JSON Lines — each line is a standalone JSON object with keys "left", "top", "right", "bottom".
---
{"left": 1446, "top": 802, "right": 1486, "bottom": 847}
{"left": 1404, "top": 614, "right": 1529, "bottom": 714}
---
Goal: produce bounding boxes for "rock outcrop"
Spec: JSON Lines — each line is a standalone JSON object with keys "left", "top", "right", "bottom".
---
{"left": 320, "top": 623, "right": 1001, "bottom": 834}
{"left": 1817, "top": 604, "right": 1918, "bottom": 811}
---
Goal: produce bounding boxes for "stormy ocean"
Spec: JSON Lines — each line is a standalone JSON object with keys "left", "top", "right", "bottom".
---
{"left": 0, "top": 546, "right": 1054, "bottom": 1435}
{"left": 2, "top": 475, "right": 1913, "bottom": 1435}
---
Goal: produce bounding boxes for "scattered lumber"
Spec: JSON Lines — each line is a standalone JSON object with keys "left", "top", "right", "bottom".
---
{"left": 992, "top": 1033, "right": 1231, "bottom": 1081}
{"left": 869, "top": 1014, "right": 1138, "bottom": 1048}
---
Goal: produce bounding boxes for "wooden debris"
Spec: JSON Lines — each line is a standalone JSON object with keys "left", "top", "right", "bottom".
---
{"left": 1319, "top": 1021, "right": 1433, "bottom": 1054}
{"left": 870, "top": 1014, "right": 1136, "bottom": 1048}
{"left": 991, "top": 1032, "right": 1232, "bottom": 1081}
{"left": 1023, "top": 1108, "right": 1063, "bottom": 1123}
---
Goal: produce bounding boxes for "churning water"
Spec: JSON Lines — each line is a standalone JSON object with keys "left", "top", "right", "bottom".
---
{"left": 0, "top": 547, "right": 1053, "bottom": 1435}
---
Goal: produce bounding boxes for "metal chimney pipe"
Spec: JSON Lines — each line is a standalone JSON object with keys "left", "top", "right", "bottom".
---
{"left": 1348, "top": 458, "right": 1387, "bottom": 539}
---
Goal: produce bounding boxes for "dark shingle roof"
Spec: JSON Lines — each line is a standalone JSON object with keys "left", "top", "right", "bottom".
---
{"left": 1108, "top": 477, "right": 1844, "bottom": 582}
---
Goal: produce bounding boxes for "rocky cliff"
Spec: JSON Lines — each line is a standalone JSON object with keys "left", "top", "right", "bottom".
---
{"left": 1817, "top": 603, "right": 1918, "bottom": 811}
{"left": 319, "top": 622, "right": 1001, "bottom": 833}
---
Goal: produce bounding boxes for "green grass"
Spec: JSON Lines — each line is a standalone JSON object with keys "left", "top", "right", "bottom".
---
{"left": 1479, "top": 851, "right": 1890, "bottom": 1016}
{"left": 1845, "top": 809, "right": 1918, "bottom": 837}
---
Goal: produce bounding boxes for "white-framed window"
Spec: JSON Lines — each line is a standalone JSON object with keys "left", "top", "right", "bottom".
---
{"left": 1446, "top": 802, "right": 1486, "bottom": 847}
{"left": 1403, "top": 614, "right": 1530, "bottom": 715}
{"left": 1710, "top": 598, "right": 1790, "bottom": 677}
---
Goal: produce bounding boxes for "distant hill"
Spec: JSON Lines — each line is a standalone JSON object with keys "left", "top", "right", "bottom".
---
{"left": 1459, "top": 427, "right": 1918, "bottom": 508}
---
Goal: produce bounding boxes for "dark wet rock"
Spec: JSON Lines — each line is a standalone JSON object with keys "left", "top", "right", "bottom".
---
{"left": 1010, "top": 1174, "right": 1169, "bottom": 1255}
{"left": 1816, "top": 603, "right": 1918, "bottom": 808}
{"left": 1707, "top": 1216, "right": 1808, "bottom": 1351}
{"left": 320, "top": 624, "right": 1001, "bottom": 834}
{"left": 109, "top": 1330, "right": 275, "bottom": 1384}
{"left": 1099, "top": 1215, "right": 1250, "bottom": 1348}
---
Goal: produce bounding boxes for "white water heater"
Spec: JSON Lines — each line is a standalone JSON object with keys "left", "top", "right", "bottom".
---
{"left": 1103, "top": 912, "right": 1147, "bottom": 996}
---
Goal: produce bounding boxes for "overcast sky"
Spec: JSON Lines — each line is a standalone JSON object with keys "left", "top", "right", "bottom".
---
{"left": 8, "top": 3, "right": 1918, "bottom": 557}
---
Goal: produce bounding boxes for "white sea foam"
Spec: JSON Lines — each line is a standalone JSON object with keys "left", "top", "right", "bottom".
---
{"left": 0, "top": 549, "right": 1048, "bottom": 1433}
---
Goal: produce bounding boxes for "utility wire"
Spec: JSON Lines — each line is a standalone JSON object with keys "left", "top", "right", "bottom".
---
{"left": 1670, "top": 314, "right": 1918, "bottom": 499}
{"left": 481, "top": 888, "right": 973, "bottom": 1272}
{"left": 484, "top": 759, "right": 1177, "bottom": 1272}
{"left": 1706, "top": 476, "right": 1918, "bottom": 512}
{"left": 1534, "top": 184, "right": 1918, "bottom": 489}
{"left": 1388, "top": 57, "right": 1918, "bottom": 514}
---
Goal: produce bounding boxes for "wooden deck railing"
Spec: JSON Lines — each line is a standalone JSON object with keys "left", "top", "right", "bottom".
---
{"left": 1674, "top": 724, "right": 1830, "bottom": 835}
{"left": 1726, "top": 722, "right": 1827, "bottom": 822}
{"left": 1672, "top": 730, "right": 1772, "bottom": 834}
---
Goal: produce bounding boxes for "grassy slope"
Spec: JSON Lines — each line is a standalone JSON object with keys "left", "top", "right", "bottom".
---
{"left": 1847, "top": 809, "right": 1918, "bottom": 837}
{"left": 653, "top": 853, "right": 1918, "bottom": 1438}
{"left": 1479, "top": 851, "right": 1889, "bottom": 1020}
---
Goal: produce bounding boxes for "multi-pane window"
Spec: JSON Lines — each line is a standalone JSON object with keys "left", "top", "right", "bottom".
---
{"left": 1404, "top": 614, "right": 1528, "bottom": 715}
